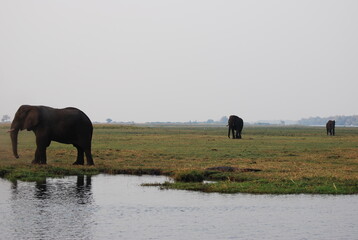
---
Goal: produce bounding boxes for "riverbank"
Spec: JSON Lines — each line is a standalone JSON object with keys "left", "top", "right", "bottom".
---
{"left": 1, "top": 124, "right": 357, "bottom": 194}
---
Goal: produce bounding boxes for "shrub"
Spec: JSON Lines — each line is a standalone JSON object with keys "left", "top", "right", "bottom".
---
{"left": 174, "top": 170, "right": 205, "bottom": 182}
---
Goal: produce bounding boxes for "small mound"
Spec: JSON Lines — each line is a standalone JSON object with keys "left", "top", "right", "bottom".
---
{"left": 206, "top": 166, "right": 261, "bottom": 172}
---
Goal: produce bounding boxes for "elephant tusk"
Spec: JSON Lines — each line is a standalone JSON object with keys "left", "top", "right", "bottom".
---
{"left": 7, "top": 129, "right": 15, "bottom": 133}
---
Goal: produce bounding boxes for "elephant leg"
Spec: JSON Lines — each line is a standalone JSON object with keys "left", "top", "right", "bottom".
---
{"left": 237, "top": 131, "right": 242, "bottom": 139}
{"left": 33, "top": 146, "right": 47, "bottom": 164}
{"left": 232, "top": 128, "right": 236, "bottom": 139}
{"left": 73, "top": 145, "right": 85, "bottom": 165}
{"left": 32, "top": 149, "right": 39, "bottom": 164}
{"left": 84, "top": 148, "right": 94, "bottom": 166}
{"left": 33, "top": 138, "right": 49, "bottom": 164}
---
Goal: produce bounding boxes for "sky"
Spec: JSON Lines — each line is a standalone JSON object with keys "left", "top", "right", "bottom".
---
{"left": 1, "top": 0, "right": 357, "bottom": 123}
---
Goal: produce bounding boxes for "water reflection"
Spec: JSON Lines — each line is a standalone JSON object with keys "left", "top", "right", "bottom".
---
{"left": 34, "top": 180, "right": 49, "bottom": 199}
{"left": 11, "top": 175, "right": 93, "bottom": 204}
{"left": 0, "top": 175, "right": 357, "bottom": 240}
{"left": 5, "top": 176, "right": 95, "bottom": 240}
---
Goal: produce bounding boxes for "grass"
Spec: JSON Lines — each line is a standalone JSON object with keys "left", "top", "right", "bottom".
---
{"left": 0, "top": 123, "right": 357, "bottom": 194}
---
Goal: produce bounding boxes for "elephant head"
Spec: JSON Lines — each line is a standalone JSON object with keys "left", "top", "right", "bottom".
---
{"left": 9, "top": 105, "right": 40, "bottom": 158}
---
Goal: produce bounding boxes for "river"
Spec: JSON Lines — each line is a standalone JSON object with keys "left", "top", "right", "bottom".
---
{"left": 0, "top": 174, "right": 357, "bottom": 240}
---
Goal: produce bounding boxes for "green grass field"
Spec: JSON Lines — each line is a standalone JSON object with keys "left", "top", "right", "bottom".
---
{"left": 1, "top": 124, "right": 357, "bottom": 194}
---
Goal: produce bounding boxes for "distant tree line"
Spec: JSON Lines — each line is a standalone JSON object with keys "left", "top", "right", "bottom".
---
{"left": 1, "top": 115, "right": 11, "bottom": 123}
{"left": 204, "top": 116, "right": 228, "bottom": 124}
{"left": 5, "top": 113, "right": 357, "bottom": 126}
{"left": 298, "top": 115, "right": 358, "bottom": 126}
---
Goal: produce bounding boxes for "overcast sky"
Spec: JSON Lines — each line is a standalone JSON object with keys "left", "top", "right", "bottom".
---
{"left": 1, "top": 1, "right": 357, "bottom": 123}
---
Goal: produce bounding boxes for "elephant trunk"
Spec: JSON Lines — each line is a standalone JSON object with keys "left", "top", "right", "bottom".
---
{"left": 9, "top": 127, "right": 19, "bottom": 159}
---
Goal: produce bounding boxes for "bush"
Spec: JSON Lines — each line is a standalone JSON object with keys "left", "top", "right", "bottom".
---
{"left": 174, "top": 171, "right": 205, "bottom": 182}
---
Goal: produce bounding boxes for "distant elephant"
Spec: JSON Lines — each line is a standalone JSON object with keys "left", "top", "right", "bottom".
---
{"left": 326, "top": 120, "right": 335, "bottom": 136}
{"left": 9, "top": 105, "right": 94, "bottom": 165}
{"left": 228, "top": 115, "right": 244, "bottom": 139}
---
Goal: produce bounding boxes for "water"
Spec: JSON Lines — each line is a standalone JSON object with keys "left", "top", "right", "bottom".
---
{"left": 0, "top": 175, "right": 357, "bottom": 240}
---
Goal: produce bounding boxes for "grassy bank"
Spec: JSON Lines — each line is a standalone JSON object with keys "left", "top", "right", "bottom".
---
{"left": 1, "top": 124, "right": 357, "bottom": 194}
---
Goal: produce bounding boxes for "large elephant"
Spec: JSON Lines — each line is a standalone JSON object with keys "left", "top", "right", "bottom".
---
{"left": 326, "top": 120, "right": 335, "bottom": 136}
{"left": 9, "top": 105, "right": 94, "bottom": 165}
{"left": 228, "top": 115, "right": 244, "bottom": 139}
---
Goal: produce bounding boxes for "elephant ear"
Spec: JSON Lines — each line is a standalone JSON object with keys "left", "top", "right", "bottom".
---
{"left": 23, "top": 108, "right": 40, "bottom": 130}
